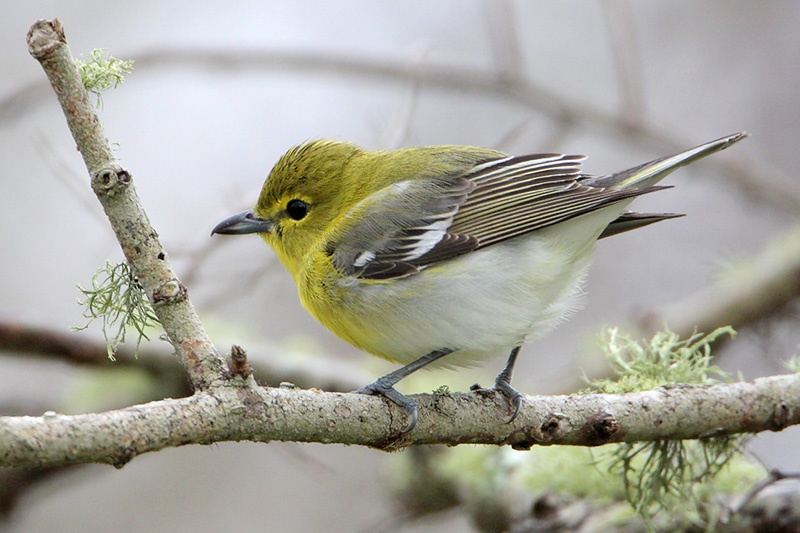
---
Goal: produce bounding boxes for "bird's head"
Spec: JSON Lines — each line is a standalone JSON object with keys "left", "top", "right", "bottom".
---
{"left": 211, "top": 139, "right": 364, "bottom": 276}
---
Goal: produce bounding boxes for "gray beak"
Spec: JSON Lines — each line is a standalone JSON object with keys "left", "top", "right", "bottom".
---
{"left": 211, "top": 209, "right": 274, "bottom": 236}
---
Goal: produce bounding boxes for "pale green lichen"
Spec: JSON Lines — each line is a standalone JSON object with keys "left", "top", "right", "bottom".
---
{"left": 73, "top": 260, "right": 159, "bottom": 360}
{"left": 583, "top": 327, "right": 761, "bottom": 527}
{"left": 389, "top": 328, "right": 764, "bottom": 530}
{"left": 75, "top": 49, "right": 134, "bottom": 108}
{"left": 588, "top": 326, "right": 735, "bottom": 394}
{"left": 785, "top": 354, "right": 800, "bottom": 373}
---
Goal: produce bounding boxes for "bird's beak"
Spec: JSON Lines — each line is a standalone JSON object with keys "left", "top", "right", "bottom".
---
{"left": 211, "top": 209, "right": 275, "bottom": 236}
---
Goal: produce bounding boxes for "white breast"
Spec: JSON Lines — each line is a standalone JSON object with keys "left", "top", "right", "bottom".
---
{"left": 335, "top": 208, "right": 616, "bottom": 367}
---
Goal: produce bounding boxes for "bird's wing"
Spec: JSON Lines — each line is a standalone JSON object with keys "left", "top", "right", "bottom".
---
{"left": 452, "top": 154, "right": 663, "bottom": 248}
{"left": 327, "top": 154, "right": 663, "bottom": 281}
{"left": 326, "top": 177, "right": 479, "bottom": 280}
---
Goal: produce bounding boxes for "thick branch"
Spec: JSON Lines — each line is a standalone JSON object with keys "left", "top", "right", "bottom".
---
{"left": 26, "top": 19, "right": 227, "bottom": 390}
{"left": 1, "top": 373, "right": 798, "bottom": 468}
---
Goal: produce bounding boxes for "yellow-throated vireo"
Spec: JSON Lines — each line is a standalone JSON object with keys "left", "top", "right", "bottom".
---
{"left": 212, "top": 132, "right": 746, "bottom": 432}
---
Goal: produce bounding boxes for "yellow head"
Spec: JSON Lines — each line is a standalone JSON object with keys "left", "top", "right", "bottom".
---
{"left": 250, "top": 140, "right": 365, "bottom": 272}
{"left": 212, "top": 139, "right": 498, "bottom": 278}
{"left": 212, "top": 139, "right": 382, "bottom": 279}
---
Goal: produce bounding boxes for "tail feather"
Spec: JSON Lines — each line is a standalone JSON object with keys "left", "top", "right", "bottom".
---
{"left": 599, "top": 211, "right": 685, "bottom": 239}
{"left": 587, "top": 132, "right": 748, "bottom": 190}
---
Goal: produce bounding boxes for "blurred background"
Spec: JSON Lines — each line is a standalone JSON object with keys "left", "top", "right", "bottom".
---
{"left": 2, "top": 1, "right": 799, "bottom": 531}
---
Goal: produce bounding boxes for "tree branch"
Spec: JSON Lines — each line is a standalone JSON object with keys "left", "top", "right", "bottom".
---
{"left": 1, "top": 373, "right": 798, "bottom": 467}
{"left": 0, "top": 321, "right": 184, "bottom": 380}
{"left": 8, "top": 18, "right": 798, "bottom": 471}
{"left": 26, "top": 18, "right": 227, "bottom": 390}
{"left": 0, "top": 321, "right": 363, "bottom": 393}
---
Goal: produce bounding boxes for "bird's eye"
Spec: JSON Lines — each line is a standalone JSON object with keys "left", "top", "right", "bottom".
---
{"left": 286, "top": 199, "right": 309, "bottom": 221}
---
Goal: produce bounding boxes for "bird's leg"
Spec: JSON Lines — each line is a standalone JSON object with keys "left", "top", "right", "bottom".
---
{"left": 354, "top": 348, "right": 453, "bottom": 433}
{"left": 492, "top": 345, "right": 523, "bottom": 422}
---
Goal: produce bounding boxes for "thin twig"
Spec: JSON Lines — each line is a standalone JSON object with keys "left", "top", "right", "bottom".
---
{"left": 30, "top": 128, "right": 106, "bottom": 224}
{"left": 483, "top": 0, "right": 523, "bottom": 84}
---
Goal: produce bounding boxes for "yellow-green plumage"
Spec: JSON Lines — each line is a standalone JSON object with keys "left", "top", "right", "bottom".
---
{"left": 255, "top": 140, "right": 504, "bottom": 362}
{"left": 237, "top": 134, "right": 747, "bottom": 366}
{"left": 256, "top": 140, "right": 502, "bottom": 281}
{"left": 212, "top": 133, "right": 746, "bottom": 427}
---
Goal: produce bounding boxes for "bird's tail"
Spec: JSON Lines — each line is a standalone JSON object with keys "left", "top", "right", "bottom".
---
{"left": 588, "top": 132, "right": 748, "bottom": 190}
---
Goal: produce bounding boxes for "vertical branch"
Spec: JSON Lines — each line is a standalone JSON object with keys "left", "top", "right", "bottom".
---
{"left": 26, "top": 19, "right": 228, "bottom": 390}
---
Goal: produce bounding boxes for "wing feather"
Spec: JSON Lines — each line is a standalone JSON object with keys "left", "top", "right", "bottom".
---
{"left": 327, "top": 177, "right": 478, "bottom": 280}
{"left": 326, "top": 152, "right": 663, "bottom": 280}
{"left": 452, "top": 155, "right": 663, "bottom": 247}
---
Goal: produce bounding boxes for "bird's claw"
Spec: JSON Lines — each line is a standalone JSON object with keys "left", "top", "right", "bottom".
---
{"left": 354, "top": 379, "right": 418, "bottom": 434}
{"left": 492, "top": 378, "right": 523, "bottom": 424}
{"left": 469, "top": 380, "right": 522, "bottom": 423}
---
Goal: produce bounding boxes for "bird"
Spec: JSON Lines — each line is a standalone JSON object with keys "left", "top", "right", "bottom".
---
{"left": 212, "top": 132, "right": 747, "bottom": 432}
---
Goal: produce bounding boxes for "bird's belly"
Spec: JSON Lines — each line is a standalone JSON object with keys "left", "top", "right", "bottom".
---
{"left": 306, "top": 229, "right": 597, "bottom": 368}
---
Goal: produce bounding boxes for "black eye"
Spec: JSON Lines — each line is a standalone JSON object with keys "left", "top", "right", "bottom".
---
{"left": 286, "top": 199, "right": 309, "bottom": 220}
